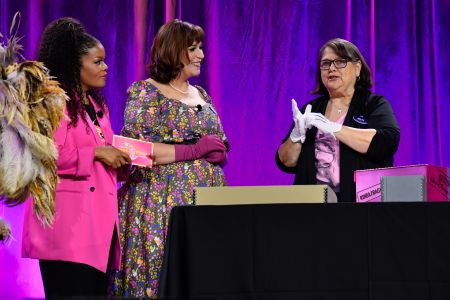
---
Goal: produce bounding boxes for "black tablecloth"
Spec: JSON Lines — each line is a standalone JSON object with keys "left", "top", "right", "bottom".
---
{"left": 158, "top": 203, "right": 450, "bottom": 300}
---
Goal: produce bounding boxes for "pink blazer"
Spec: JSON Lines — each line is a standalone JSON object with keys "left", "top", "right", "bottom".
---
{"left": 22, "top": 98, "right": 124, "bottom": 273}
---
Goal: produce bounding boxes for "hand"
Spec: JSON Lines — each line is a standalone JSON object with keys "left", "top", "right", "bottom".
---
{"left": 95, "top": 146, "right": 132, "bottom": 169}
{"left": 289, "top": 99, "right": 311, "bottom": 143}
{"left": 174, "top": 135, "right": 227, "bottom": 162}
{"left": 204, "top": 149, "right": 227, "bottom": 165}
{"left": 305, "top": 113, "right": 342, "bottom": 139}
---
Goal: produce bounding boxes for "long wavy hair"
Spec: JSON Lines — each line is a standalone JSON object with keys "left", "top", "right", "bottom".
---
{"left": 312, "top": 38, "right": 373, "bottom": 95}
{"left": 38, "top": 17, "right": 106, "bottom": 127}
{"left": 147, "top": 19, "right": 204, "bottom": 83}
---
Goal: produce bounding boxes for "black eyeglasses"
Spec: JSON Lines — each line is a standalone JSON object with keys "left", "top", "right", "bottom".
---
{"left": 319, "top": 59, "right": 356, "bottom": 70}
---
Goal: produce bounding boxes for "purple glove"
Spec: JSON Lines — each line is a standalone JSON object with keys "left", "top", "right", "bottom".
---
{"left": 205, "top": 149, "right": 227, "bottom": 165}
{"left": 174, "top": 135, "right": 227, "bottom": 162}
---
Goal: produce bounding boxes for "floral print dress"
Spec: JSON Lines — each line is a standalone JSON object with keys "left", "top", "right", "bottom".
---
{"left": 110, "top": 80, "right": 228, "bottom": 298}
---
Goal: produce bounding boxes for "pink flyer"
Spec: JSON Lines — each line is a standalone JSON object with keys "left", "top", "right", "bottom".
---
{"left": 112, "top": 135, "right": 153, "bottom": 167}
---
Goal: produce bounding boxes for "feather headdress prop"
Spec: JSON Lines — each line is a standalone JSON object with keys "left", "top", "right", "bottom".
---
{"left": 0, "top": 217, "right": 11, "bottom": 242}
{"left": 0, "top": 12, "right": 68, "bottom": 240}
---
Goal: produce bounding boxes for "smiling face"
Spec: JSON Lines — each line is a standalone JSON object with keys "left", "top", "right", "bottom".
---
{"left": 180, "top": 41, "right": 204, "bottom": 79}
{"left": 320, "top": 47, "right": 361, "bottom": 97}
{"left": 80, "top": 43, "right": 108, "bottom": 93}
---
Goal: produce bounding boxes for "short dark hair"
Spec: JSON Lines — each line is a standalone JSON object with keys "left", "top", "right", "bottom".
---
{"left": 38, "top": 17, "right": 105, "bottom": 127}
{"left": 312, "top": 38, "right": 373, "bottom": 95}
{"left": 147, "top": 19, "right": 204, "bottom": 83}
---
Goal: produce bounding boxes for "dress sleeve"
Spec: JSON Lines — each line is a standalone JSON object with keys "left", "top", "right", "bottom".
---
{"left": 120, "top": 81, "right": 162, "bottom": 142}
{"left": 365, "top": 96, "right": 400, "bottom": 162}
{"left": 196, "top": 86, "right": 230, "bottom": 151}
{"left": 211, "top": 106, "right": 230, "bottom": 151}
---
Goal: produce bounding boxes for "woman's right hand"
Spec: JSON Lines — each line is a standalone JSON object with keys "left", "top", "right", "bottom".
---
{"left": 95, "top": 146, "right": 131, "bottom": 169}
{"left": 289, "top": 100, "right": 311, "bottom": 143}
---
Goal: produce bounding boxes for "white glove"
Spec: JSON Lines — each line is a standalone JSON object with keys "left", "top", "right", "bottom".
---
{"left": 305, "top": 112, "right": 342, "bottom": 139}
{"left": 289, "top": 100, "right": 311, "bottom": 143}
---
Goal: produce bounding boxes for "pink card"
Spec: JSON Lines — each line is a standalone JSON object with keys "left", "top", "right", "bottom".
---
{"left": 112, "top": 135, "right": 153, "bottom": 168}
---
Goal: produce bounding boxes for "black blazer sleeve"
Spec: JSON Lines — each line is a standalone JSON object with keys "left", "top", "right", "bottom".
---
{"left": 365, "top": 96, "right": 400, "bottom": 162}
{"left": 275, "top": 121, "right": 298, "bottom": 174}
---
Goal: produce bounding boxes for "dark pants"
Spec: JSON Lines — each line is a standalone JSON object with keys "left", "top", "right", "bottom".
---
{"left": 39, "top": 228, "right": 117, "bottom": 299}
{"left": 39, "top": 259, "right": 108, "bottom": 299}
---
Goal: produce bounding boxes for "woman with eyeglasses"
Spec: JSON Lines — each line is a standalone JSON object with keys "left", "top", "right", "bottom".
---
{"left": 276, "top": 38, "right": 400, "bottom": 202}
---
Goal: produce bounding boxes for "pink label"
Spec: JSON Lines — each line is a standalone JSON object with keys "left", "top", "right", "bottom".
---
{"left": 357, "top": 183, "right": 382, "bottom": 202}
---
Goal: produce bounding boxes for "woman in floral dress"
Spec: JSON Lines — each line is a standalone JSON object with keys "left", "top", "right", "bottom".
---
{"left": 111, "top": 20, "right": 229, "bottom": 298}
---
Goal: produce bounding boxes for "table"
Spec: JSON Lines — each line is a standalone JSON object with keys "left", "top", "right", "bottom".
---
{"left": 159, "top": 203, "right": 450, "bottom": 300}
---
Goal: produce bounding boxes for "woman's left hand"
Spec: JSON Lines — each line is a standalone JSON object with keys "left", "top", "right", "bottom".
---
{"left": 306, "top": 113, "right": 377, "bottom": 154}
{"left": 306, "top": 113, "right": 342, "bottom": 139}
{"left": 95, "top": 146, "right": 132, "bottom": 169}
{"left": 204, "top": 149, "right": 227, "bottom": 165}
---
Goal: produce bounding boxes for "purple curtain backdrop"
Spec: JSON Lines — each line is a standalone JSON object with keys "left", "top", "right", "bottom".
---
{"left": 1, "top": 0, "right": 450, "bottom": 298}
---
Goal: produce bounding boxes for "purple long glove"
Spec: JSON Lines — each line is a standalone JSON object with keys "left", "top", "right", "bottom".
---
{"left": 174, "top": 135, "right": 227, "bottom": 163}
{"left": 204, "top": 149, "right": 227, "bottom": 165}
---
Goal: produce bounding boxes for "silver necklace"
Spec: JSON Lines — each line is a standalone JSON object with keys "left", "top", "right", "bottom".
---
{"left": 331, "top": 102, "right": 348, "bottom": 114}
{"left": 169, "top": 81, "right": 190, "bottom": 95}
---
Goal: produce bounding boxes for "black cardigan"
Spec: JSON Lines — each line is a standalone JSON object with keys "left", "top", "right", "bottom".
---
{"left": 276, "top": 89, "right": 400, "bottom": 202}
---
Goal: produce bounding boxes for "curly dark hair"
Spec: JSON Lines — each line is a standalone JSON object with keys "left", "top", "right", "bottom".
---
{"left": 312, "top": 38, "right": 373, "bottom": 95}
{"left": 147, "top": 19, "right": 204, "bottom": 83}
{"left": 38, "top": 17, "right": 106, "bottom": 127}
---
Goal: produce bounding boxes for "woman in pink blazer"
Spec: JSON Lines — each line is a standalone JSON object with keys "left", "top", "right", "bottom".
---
{"left": 22, "top": 18, "right": 130, "bottom": 298}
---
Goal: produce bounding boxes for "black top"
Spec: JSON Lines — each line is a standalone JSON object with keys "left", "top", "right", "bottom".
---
{"left": 276, "top": 89, "right": 400, "bottom": 202}
{"left": 83, "top": 101, "right": 100, "bottom": 126}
